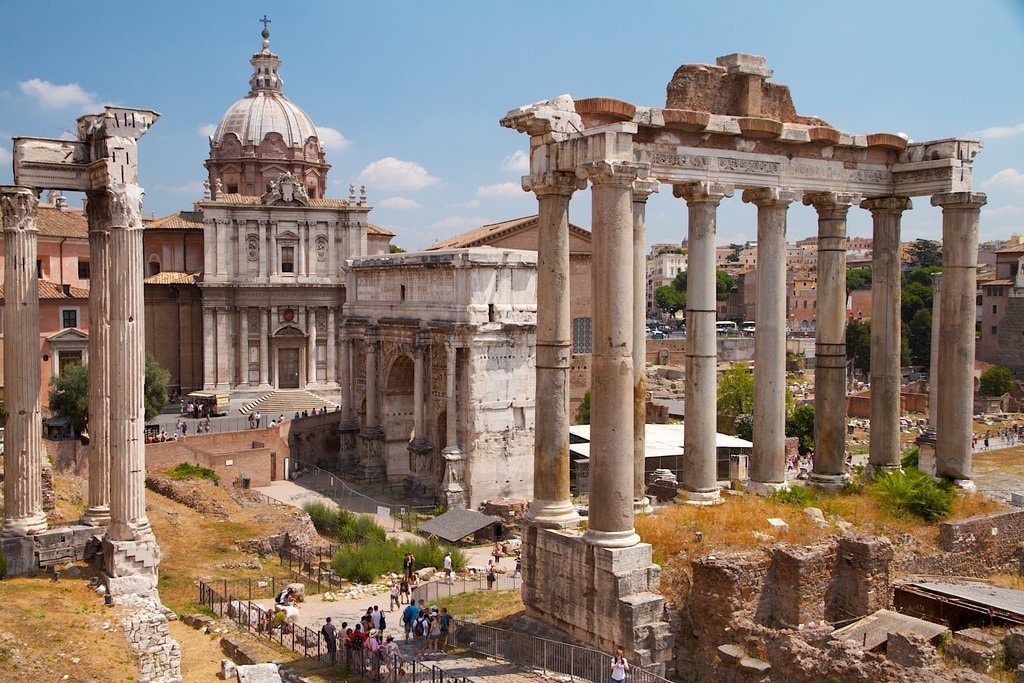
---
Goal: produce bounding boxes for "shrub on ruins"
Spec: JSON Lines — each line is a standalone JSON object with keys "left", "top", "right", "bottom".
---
{"left": 901, "top": 446, "right": 920, "bottom": 470}
{"left": 330, "top": 537, "right": 466, "bottom": 584}
{"left": 302, "top": 502, "right": 386, "bottom": 543}
{"left": 166, "top": 462, "right": 219, "bottom": 481}
{"left": 980, "top": 365, "right": 1015, "bottom": 397}
{"left": 770, "top": 485, "right": 817, "bottom": 508}
{"left": 871, "top": 468, "right": 953, "bottom": 522}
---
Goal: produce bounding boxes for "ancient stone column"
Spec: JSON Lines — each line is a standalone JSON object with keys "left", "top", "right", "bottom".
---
{"left": 523, "top": 171, "right": 581, "bottom": 529}
{"left": 307, "top": 307, "right": 317, "bottom": 386}
{"left": 632, "top": 178, "right": 659, "bottom": 512}
{"left": 928, "top": 272, "right": 942, "bottom": 429}
{"left": 239, "top": 307, "right": 249, "bottom": 386}
{"left": 582, "top": 160, "right": 641, "bottom": 548}
{"left": 440, "top": 340, "right": 467, "bottom": 508}
{"left": 105, "top": 183, "right": 155, "bottom": 545}
{"left": 83, "top": 191, "right": 112, "bottom": 527}
{"left": 338, "top": 332, "right": 359, "bottom": 470}
{"left": 807, "top": 192, "right": 857, "bottom": 487}
{"left": 215, "top": 307, "right": 229, "bottom": 388}
{"left": 259, "top": 309, "right": 270, "bottom": 387}
{"left": 1, "top": 186, "right": 48, "bottom": 537}
{"left": 408, "top": 330, "right": 432, "bottom": 478}
{"left": 743, "top": 188, "right": 799, "bottom": 494}
{"left": 298, "top": 221, "right": 307, "bottom": 277}
{"left": 861, "top": 197, "right": 912, "bottom": 472}
{"left": 932, "top": 192, "right": 987, "bottom": 484}
{"left": 270, "top": 225, "right": 279, "bottom": 276}
{"left": 358, "top": 327, "right": 386, "bottom": 480}
{"left": 676, "top": 182, "right": 733, "bottom": 504}
{"left": 202, "top": 307, "right": 215, "bottom": 390}
{"left": 364, "top": 329, "right": 379, "bottom": 429}
{"left": 326, "top": 307, "right": 337, "bottom": 385}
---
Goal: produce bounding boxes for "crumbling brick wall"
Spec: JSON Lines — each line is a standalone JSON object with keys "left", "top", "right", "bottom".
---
{"left": 894, "top": 508, "right": 1024, "bottom": 576}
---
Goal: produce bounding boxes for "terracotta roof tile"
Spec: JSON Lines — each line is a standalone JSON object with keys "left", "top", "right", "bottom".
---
{"left": 367, "top": 223, "right": 394, "bottom": 236}
{"left": 146, "top": 211, "right": 203, "bottom": 229}
{"left": 143, "top": 271, "right": 201, "bottom": 285}
{"left": 0, "top": 281, "right": 89, "bottom": 302}
{"left": 425, "top": 215, "right": 590, "bottom": 250}
{"left": 36, "top": 205, "right": 88, "bottom": 238}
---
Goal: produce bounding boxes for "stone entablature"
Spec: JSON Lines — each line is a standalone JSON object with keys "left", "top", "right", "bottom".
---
{"left": 340, "top": 248, "right": 537, "bottom": 507}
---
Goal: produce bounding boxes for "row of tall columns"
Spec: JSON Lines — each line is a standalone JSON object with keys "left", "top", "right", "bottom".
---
{"left": 1, "top": 187, "right": 48, "bottom": 536}
{"left": 676, "top": 182, "right": 733, "bottom": 503}
{"left": 808, "top": 192, "right": 856, "bottom": 486}
{"left": 524, "top": 173, "right": 580, "bottom": 529}
{"left": 744, "top": 188, "right": 798, "bottom": 493}
{"left": 583, "top": 160, "right": 642, "bottom": 548}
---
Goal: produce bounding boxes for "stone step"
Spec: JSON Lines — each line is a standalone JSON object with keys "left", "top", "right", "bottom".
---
{"left": 240, "top": 389, "right": 338, "bottom": 417}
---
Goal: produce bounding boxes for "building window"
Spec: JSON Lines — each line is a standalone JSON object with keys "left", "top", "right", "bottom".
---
{"left": 281, "top": 246, "right": 295, "bottom": 273}
{"left": 226, "top": 184, "right": 238, "bottom": 194}
{"left": 572, "top": 317, "right": 593, "bottom": 354}
{"left": 148, "top": 259, "right": 161, "bottom": 276}
{"left": 60, "top": 308, "right": 78, "bottom": 328}
{"left": 992, "top": 326, "right": 998, "bottom": 336}
{"left": 37, "top": 260, "right": 43, "bottom": 278}
{"left": 400, "top": 284, "right": 406, "bottom": 301}
{"left": 993, "top": 304, "right": 998, "bottom": 314}
{"left": 78, "top": 260, "right": 90, "bottom": 280}
{"left": 59, "top": 350, "right": 83, "bottom": 374}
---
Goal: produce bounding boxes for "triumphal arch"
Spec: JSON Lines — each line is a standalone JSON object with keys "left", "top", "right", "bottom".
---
{"left": 503, "top": 54, "right": 984, "bottom": 671}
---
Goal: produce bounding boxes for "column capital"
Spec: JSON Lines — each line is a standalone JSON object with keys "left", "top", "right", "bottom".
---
{"left": 931, "top": 191, "right": 987, "bottom": 210}
{"left": 413, "top": 329, "right": 432, "bottom": 350}
{"left": 580, "top": 160, "right": 644, "bottom": 186}
{"left": 860, "top": 196, "right": 913, "bottom": 214}
{"left": 88, "top": 183, "right": 145, "bottom": 227}
{"left": 673, "top": 181, "right": 734, "bottom": 204}
{"left": 522, "top": 171, "right": 585, "bottom": 197}
{"left": 803, "top": 191, "right": 859, "bottom": 217}
{"left": 741, "top": 187, "right": 800, "bottom": 207}
{"left": 631, "top": 178, "right": 661, "bottom": 202}
{"left": 1, "top": 186, "right": 39, "bottom": 232}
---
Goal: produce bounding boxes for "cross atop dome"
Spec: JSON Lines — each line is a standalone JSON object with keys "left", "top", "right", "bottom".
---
{"left": 249, "top": 17, "right": 282, "bottom": 94}
{"left": 259, "top": 15, "right": 272, "bottom": 52}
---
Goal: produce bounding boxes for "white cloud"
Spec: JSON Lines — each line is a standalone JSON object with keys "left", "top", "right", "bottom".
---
{"left": 448, "top": 199, "right": 480, "bottom": 209}
{"left": 430, "top": 215, "right": 491, "bottom": 231}
{"left": 982, "top": 168, "right": 1024, "bottom": 192}
{"left": 970, "top": 122, "right": 1024, "bottom": 139}
{"left": 198, "top": 123, "right": 217, "bottom": 138}
{"left": 317, "top": 126, "right": 351, "bottom": 151}
{"left": 500, "top": 149, "right": 529, "bottom": 173}
{"left": 0, "top": 145, "right": 11, "bottom": 165}
{"left": 357, "top": 157, "right": 438, "bottom": 190}
{"left": 19, "top": 78, "right": 100, "bottom": 111}
{"left": 377, "top": 196, "right": 421, "bottom": 210}
{"left": 477, "top": 182, "right": 523, "bottom": 198}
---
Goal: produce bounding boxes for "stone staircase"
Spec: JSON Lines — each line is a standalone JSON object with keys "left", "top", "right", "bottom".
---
{"left": 239, "top": 389, "right": 338, "bottom": 417}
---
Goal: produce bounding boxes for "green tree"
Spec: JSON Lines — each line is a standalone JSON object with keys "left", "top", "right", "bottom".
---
{"left": 715, "top": 269, "right": 736, "bottom": 300}
{"left": 388, "top": 244, "right": 406, "bottom": 253}
{"left": 725, "top": 243, "right": 742, "bottom": 263}
{"left": 905, "top": 265, "right": 941, "bottom": 288}
{"left": 846, "top": 267, "right": 872, "bottom": 294}
{"left": 655, "top": 285, "right": 686, "bottom": 316}
{"left": 671, "top": 270, "right": 687, "bottom": 292}
{"left": 575, "top": 389, "right": 591, "bottom": 425}
{"left": 907, "top": 308, "right": 932, "bottom": 366}
{"left": 846, "top": 320, "right": 871, "bottom": 375}
{"left": 980, "top": 366, "right": 1014, "bottom": 397}
{"left": 733, "top": 413, "right": 754, "bottom": 441}
{"left": 907, "top": 239, "right": 942, "bottom": 270}
{"left": 48, "top": 362, "right": 90, "bottom": 433}
{"left": 48, "top": 353, "right": 170, "bottom": 433}
{"left": 786, "top": 404, "right": 815, "bottom": 455}
{"left": 717, "top": 364, "right": 755, "bottom": 433}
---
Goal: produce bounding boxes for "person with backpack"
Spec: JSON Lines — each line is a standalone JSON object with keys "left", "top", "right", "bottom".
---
{"left": 321, "top": 617, "right": 338, "bottom": 664}
{"left": 438, "top": 607, "right": 453, "bottom": 653}
{"left": 402, "top": 599, "right": 420, "bottom": 640}
{"left": 413, "top": 611, "right": 430, "bottom": 658}
{"left": 610, "top": 646, "right": 630, "bottom": 682}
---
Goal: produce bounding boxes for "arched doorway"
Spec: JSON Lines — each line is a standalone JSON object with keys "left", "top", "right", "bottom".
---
{"left": 384, "top": 355, "right": 415, "bottom": 480}
{"left": 272, "top": 325, "right": 306, "bottom": 389}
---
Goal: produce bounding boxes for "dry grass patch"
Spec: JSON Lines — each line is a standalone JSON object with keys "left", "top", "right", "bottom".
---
{"left": 433, "top": 589, "right": 525, "bottom": 628}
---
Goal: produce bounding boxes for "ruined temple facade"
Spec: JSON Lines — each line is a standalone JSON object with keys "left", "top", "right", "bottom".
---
{"left": 197, "top": 28, "right": 392, "bottom": 400}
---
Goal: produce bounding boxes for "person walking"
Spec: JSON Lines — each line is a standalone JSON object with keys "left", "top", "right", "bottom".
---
{"left": 389, "top": 582, "right": 401, "bottom": 611}
{"left": 443, "top": 552, "right": 453, "bottom": 583}
{"left": 321, "top": 617, "right": 338, "bottom": 664}
{"left": 403, "top": 551, "right": 415, "bottom": 580}
{"left": 610, "top": 646, "right": 630, "bottom": 682}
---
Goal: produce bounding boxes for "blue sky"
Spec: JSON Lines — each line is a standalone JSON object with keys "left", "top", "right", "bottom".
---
{"left": 2, "top": 0, "right": 1023, "bottom": 251}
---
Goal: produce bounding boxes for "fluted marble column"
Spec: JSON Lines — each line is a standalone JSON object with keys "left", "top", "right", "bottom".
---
{"left": 807, "top": 192, "right": 856, "bottom": 487}
{"left": 1, "top": 187, "right": 47, "bottom": 536}
{"left": 632, "top": 178, "right": 658, "bottom": 512}
{"left": 933, "top": 192, "right": 987, "bottom": 484}
{"left": 676, "top": 182, "right": 733, "bottom": 504}
{"left": 862, "top": 197, "right": 912, "bottom": 472}
{"left": 583, "top": 160, "right": 642, "bottom": 548}
{"left": 523, "top": 171, "right": 581, "bottom": 529}
{"left": 743, "top": 188, "right": 799, "bottom": 494}
{"left": 105, "top": 183, "right": 153, "bottom": 543}
{"left": 83, "top": 190, "right": 112, "bottom": 526}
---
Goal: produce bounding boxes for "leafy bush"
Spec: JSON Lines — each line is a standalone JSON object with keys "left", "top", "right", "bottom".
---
{"left": 770, "top": 485, "right": 817, "bottom": 507}
{"left": 330, "top": 537, "right": 467, "bottom": 584}
{"left": 166, "top": 462, "right": 219, "bottom": 481}
{"left": 871, "top": 468, "right": 953, "bottom": 522}
{"left": 302, "top": 502, "right": 385, "bottom": 543}
{"left": 901, "top": 446, "right": 920, "bottom": 470}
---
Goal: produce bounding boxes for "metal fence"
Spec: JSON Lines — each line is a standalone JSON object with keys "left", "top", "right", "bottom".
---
{"left": 198, "top": 580, "right": 469, "bottom": 682}
{"left": 452, "top": 620, "right": 673, "bottom": 683}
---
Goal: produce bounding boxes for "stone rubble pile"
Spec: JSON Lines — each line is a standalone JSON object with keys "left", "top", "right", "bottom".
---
{"left": 119, "top": 594, "right": 182, "bottom": 683}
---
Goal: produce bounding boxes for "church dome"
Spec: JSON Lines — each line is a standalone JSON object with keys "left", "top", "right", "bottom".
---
{"left": 213, "top": 91, "right": 319, "bottom": 148}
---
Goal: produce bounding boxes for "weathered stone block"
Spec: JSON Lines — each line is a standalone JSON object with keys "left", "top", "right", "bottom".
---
{"left": 1005, "top": 628, "right": 1024, "bottom": 665}
{"left": 0, "top": 536, "right": 35, "bottom": 576}
{"left": 886, "top": 632, "right": 940, "bottom": 668}
{"left": 717, "top": 643, "right": 744, "bottom": 664}
{"left": 739, "top": 656, "right": 771, "bottom": 676}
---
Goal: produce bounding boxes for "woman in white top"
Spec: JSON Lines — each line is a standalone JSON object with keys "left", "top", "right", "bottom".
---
{"left": 610, "top": 646, "right": 629, "bottom": 682}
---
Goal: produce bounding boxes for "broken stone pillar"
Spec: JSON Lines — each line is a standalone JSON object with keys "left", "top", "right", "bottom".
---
{"left": 524, "top": 172, "right": 581, "bottom": 529}
{"left": 744, "top": 188, "right": 799, "bottom": 494}
{"left": 632, "top": 178, "right": 659, "bottom": 513}
{"left": 358, "top": 327, "right": 385, "bottom": 481}
{"left": 932, "top": 192, "right": 987, "bottom": 484}
{"left": 825, "top": 534, "right": 894, "bottom": 622}
{"left": 862, "top": 197, "right": 912, "bottom": 472}
{"left": 439, "top": 341, "right": 467, "bottom": 509}
{"left": 102, "top": 182, "right": 161, "bottom": 593}
{"left": 582, "top": 159, "right": 641, "bottom": 548}
{"left": 676, "top": 182, "right": 733, "bottom": 504}
{"left": 807, "top": 192, "right": 856, "bottom": 488}
{"left": 82, "top": 190, "right": 112, "bottom": 527}
{"left": 1, "top": 186, "right": 48, "bottom": 537}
